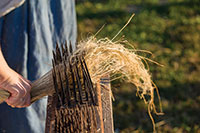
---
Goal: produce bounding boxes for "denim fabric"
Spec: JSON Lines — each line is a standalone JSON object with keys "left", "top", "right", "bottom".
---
{"left": 0, "top": 0, "right": 77, "bottom": 132}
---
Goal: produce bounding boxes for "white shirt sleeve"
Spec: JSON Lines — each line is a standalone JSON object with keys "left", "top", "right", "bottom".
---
{"left": 0, "top": 0, "right": 25, "bottom": 17}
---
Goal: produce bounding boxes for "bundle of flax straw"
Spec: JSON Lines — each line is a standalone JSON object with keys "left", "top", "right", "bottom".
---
{"left": 75, "top": 36, "right": 164, "bottom": 131}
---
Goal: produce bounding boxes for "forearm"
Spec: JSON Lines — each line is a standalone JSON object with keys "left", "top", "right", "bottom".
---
{"left": 0, "top": 0, "right": 25, "bottom": 17}
{"left": 0, "top": 46, "right": 31, "bottom": 108}
{"left": 0, "top": 47, "right": 11, "bottom": 82}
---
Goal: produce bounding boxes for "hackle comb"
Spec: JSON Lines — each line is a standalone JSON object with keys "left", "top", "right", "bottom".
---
{"left": 45, "top": 42, "right": 99, "bottom": 133}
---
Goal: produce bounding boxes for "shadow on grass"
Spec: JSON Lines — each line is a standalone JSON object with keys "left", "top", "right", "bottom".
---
{"left": 77, "top": 10, "right": 126, "bottom": 21}
{"left": 142, "top": 0, "right": 200, "bottom": 16}
{"left": 113, "top": 81, "right": 200, "bottom": 132}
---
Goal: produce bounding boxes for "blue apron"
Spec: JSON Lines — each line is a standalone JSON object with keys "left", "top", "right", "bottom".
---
{"left": 0, "top": 0, "right": 77, "bottom": 132}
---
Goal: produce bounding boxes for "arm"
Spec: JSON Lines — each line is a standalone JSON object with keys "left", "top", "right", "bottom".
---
{"left": 0, "top": 0, "right": 25, "bottom": 17}
{"left": 0, "top": 47, "right": 31, "bottom": 108}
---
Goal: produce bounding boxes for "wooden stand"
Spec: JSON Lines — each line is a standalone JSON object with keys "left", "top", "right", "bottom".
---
{"left": 95, "top": 77, "right": 114, "bottom": 133}
{"left": 45, "top": 77, "right": 114, "bottom": 133}
{"left": 99, "top": 77, "right": 114, "bottom": 133}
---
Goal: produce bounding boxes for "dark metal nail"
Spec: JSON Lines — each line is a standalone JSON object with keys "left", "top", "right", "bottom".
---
{"left": 68, "top": 57, "right": 78, "bottom": 105}
{"left": 79, "top": 57, "right": 89, "bottom": 102}
{"left": 63, "top": 60, "right": 71, "bottom": 106}
{"left": 81, "top": 56, "right": 98, "bottom": 105}
{"left": 69, "top": 41, "right": 73, "bottom": 54}
{"left": 74, "top": 57, "right": 84, "bottom": 104}
{"left": 52, "top": 59, "right": 63, "bottom": 106}
{"left": 58, "top": 67, "right": 66, "bottom": 104}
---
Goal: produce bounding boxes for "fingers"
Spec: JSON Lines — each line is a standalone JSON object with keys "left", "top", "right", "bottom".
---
{"left": 0, "top": 68, "right": 32, "bottom": 108}
{"left": 6, "top": 93, "right": 30, "bottom": 108}
{"left": 19, "top": 77, "right": 31, "bottom": 91}
{"left": 5, "top": 79, "right": 31, "bottom": 108}
{"left": 19, "top": 79, "right": 31, "bottom": 93}
{"left": 14, "top": 94, "right": 30, "bottom": 108}
{"left": 6, "top": 96, "right": 24, "bottom": 107}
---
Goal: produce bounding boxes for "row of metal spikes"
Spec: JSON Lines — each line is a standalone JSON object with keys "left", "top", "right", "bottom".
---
{"left": 51, "top": 41, "right": 98, "bottom": 108}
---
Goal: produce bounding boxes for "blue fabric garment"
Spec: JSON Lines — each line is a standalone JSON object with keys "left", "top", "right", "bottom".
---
{"left": 0, "top": 0, "right": 77, "bottom": 133}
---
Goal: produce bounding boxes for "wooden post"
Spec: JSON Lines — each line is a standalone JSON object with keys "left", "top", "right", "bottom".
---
{"left": 95, "top": 76, "right": 114, "bottom": 133}
{"left": 100, "top": 76, "right": 114, "bottom": 133}
{"left": 96, "top": 81, "right": 104, "bottom": 133}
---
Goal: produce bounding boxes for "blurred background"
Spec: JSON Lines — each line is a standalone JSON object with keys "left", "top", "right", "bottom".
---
{"left": 76, "top": 0, "right": 200, "bottom": 132}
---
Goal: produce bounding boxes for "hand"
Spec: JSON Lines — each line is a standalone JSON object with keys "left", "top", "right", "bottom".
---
{"left": 0, "top": 68, "right": 31, "bottom": 108}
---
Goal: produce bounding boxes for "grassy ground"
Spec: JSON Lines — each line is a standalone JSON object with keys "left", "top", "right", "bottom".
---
{"left": 76, "top": 0, "right": 200, "bottom": 132}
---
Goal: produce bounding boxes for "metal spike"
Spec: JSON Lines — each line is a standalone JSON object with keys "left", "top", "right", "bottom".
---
{"left": 52, "top": 51, "right": 57, "bottom": 65}
{"left": 69, "top": 41, "right": 73, "bottom": 54}
{"left": 56, "top": 43, "right": 62, "bottom": 63}
{"left": 56, "top": 42, "right": 59, "bottom": 49}
{"left": 65, "top": 41, "right": 69, "bottom": 57}
{"left": 74, "top": 57, "right": 84, "bottom": 104}
{"left": 79, "top": 57, "right": 89, "bottom": 102}
{"left": 63, "top": 60, "right": 71, "bottom": 106}
{"left": 52, "top": 59, "right": 63, "bottom": 106}
{"left": 61, "top": 43, "right": 65, "bottom": 57}
{"left": 57, "top": 68, "right": 66, "bottom": 105}
{"left": 68, "top": 58, "right": 78, "bottom": 105}
{"left": 81, "top": 56, "right": 98, "bottom": 105}
{"left": 79, "top": 57, "right": 93, "bottom": 104}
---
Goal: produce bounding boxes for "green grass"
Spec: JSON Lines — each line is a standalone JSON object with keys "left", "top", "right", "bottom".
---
{"left": 76, "top": 0, "right": 200, "bottom": 132}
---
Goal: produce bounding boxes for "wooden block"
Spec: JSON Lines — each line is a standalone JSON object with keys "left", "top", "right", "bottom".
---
{"left": 100, "top": 77, "right": 114, "bottom": 133}
{"left": 45, "top": 77, "right": 114, "bottom": 133}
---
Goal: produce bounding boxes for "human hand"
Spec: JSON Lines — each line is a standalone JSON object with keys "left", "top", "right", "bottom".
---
{"left": 0, "top": 68, "right": 31, "bottom": 108}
